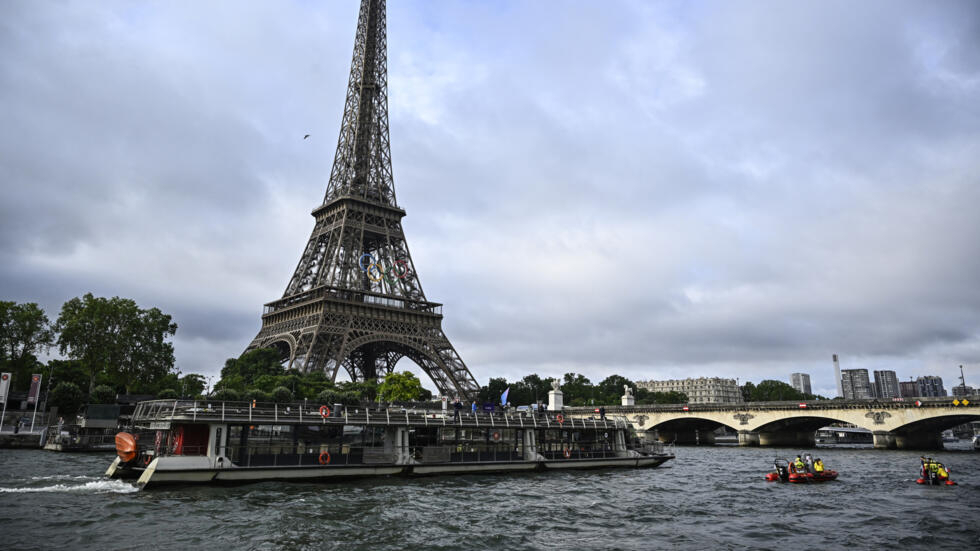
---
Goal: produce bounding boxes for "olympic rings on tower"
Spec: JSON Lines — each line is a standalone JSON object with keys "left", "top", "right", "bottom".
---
{"left": 358, "top": 254, "right": 409, "bottom": 283}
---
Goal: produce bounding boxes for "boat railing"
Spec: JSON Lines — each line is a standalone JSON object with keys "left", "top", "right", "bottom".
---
{"left": 131, "top": 399, "right": 630, "bottom": 431}
{"left": 43, "top": 424, "right": 117, "bottom": 447}
{"left": 637, "top": 441, "right": 673, "bottom": 456}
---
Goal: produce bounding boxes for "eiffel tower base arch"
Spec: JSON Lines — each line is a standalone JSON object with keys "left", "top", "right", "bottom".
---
{"left": 247, "top": 297, "right": 477, "bottom": 399}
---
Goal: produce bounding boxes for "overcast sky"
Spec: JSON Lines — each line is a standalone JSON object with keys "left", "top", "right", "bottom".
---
{"left": 2, "top": 1, "right": 978, "bottom": 397}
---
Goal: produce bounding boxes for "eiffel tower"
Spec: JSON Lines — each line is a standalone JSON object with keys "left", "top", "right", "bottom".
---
{"left": 246, "top": 0, "right": 480, "bottom": 399}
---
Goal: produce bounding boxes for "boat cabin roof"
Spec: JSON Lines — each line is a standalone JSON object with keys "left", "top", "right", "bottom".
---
{"left": 131, "top": 399, "right": 630, "bottom": 431}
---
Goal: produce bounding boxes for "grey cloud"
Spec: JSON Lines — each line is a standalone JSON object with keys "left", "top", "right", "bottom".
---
{"left": 2, "top": 1, "right": 978, "bottom": 392}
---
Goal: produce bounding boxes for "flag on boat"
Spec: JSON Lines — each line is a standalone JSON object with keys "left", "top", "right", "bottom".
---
{"left": 500, "top": 387, "right": 510, "bottom": 406}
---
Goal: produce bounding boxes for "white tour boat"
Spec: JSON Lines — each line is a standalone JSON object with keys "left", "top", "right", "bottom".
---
{"left": 106, "top": 399, "right": 674, "bottom": 488}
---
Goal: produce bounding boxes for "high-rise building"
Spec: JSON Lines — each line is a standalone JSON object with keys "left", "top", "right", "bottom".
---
{"left": 833, "top": 354, "right": 842, "bottom": 398}
{"left": 790, "top": 373, "right": 812, "bottom": 395}
{"left": 873, "top": 370, "right": 900, "bottom": 399}
{"left": 916, "top": 376, "right": 946, "bottom": 397}
{"left": 841, "top": 369, "right": 872, "bottom": 400}
{"left": 636, "top": 377, "right": 742, "bottom": 404}
{"left": 899, "top": 381, "right": 918, "bottom": 398}
{"left": 951, "top": 385, "right": 975, "bottom": 397}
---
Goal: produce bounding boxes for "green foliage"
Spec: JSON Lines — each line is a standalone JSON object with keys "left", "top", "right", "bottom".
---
{"left": 377, "top": 371, "right": 425, "bottom": 402}
{"left": 155, "top": 372, "right": 180, "bottom": 394}
{"left": 55, "top": 293, "right": 177, "bottom": 392}
{"left": 596, "top": 375, "right": 633, "bottom": 405}
{"left": 521, "top": 374, "right": 552, "bottom": 405}
{"left": 157, "top": 389, "right": 178, "bottom": 399}
{"left": 215, "top": 374, "right": 246, "bottom": 393}
{"left": 0, "top": 301, "right": 56, "bottom": 391}
{"left": 316, "top": 389, "right": 342, "bottom": 405}
{"left": 212, "top": 389, "right": 241, "bottom": 401}
{"left": 740, "top": 381, "right": 756, "bottom": 402}
{"left": 90, "top": 384, "right": 116, "bottom": 404}
{"left": 561, "top": 373, "right": 594, "bottom": 406}
{"left": 242, "top": 389, "right": 271, "bottom": 403}
{"left": 180, "top": 374, "right": 207, "bottom": 398}
{"left": 271, "top": 386, "right": 294, "bottom": 403}
{"left": 297, "top": 371, "right": 335, "bottom": 400}
{"left": 745, "top": 380, "right": 805, "bottom": 402}
{"left": 635, "top": 389, "right": 689, "bottom": 404}
{"left": 219, "top": 348, "right": 282, "bottom": 388}
{"left": 0, "top": 301, "right": 56, "bottom": 363}
{"left": 48, "top": 382, "right": 84, "bottom": 417}
{"left": 48, "top": 360, "right": 89, "bottom": 391}
{"left": 338, "top": 380, "right": 378, "bottom": 402}
{"left": 477, "top": 377, "right": 509, "bottom": 404}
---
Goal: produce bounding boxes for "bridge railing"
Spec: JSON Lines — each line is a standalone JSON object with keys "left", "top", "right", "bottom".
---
{"left": 565, "top": 395, "right": 978, "bottom": 414}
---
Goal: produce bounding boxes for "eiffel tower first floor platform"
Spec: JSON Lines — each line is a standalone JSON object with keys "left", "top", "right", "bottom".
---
{"left": 246, "top": 286, "right": 480, "bottom": 400}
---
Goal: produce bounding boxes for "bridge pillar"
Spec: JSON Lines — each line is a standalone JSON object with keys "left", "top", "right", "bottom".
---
{"left": 872, "top": 431, "right": 896, "bottom": 450}
{"left": 894, "top": 432, "right": 943, "bottom": 450}
{"left": 738, "top": 431, "right": 760, "bottom": 447}
{"left": 758, "top": 431, "right": 815, "bottom": 448}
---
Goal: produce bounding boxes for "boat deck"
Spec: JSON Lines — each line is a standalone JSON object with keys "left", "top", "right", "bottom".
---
{"left": 132, "top": 399, "right": 630, "bottom": 431}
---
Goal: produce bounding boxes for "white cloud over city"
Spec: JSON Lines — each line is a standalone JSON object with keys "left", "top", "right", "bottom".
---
{"left": 1, "top": 0, "right": 978, "bottom": 397}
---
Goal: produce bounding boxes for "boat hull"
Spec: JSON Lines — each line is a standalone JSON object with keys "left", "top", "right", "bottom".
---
{"left": 118, "top": 454, "right": 675, "bottom": 489}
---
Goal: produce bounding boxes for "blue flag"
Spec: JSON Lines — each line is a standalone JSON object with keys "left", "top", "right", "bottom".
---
{"left": 500, "top": 387, "right": 510, "bottom": 406}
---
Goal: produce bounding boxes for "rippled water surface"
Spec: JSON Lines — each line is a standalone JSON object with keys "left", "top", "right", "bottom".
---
{"left": 2, "top": 443, "right": 978, "bottom": 550}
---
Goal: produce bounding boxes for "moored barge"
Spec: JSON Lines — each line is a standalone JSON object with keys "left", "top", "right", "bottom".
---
{"left": 106, "top": 399, "right": 673, "bottom": 488}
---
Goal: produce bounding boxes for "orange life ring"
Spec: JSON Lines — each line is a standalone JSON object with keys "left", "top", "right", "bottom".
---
{"left": 319, "top": 405, "right": 331, "bottom": 418}
{"left": 563, "top": 448, "right": 571, "bottom": 459}
{"left": 556, "top": 414, "right": 564, "bottom": 424}
{"left": 319, "top": 450, "right": 331, "bottom": 465}
{"left": 492, "top": 431, "right": 501, "bottom": 441}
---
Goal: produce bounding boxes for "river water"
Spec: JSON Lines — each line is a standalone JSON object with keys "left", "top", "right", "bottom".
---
{"left": 1, "top": 443, "right": 977, "bottom": 550}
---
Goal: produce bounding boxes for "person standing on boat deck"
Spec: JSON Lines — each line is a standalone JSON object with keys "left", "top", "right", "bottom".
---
{"left": 599, "top": 407, "right": 606, "bottom": 420}
{"left": 471, "top": 401, "right": 477, "bottom": 415}
{"left": 453, "top": 398, "right": 462, "bottom": 421}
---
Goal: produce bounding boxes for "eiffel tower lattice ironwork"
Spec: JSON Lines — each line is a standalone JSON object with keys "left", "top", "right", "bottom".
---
{"left": 246, "top": 0, "right": 479, "bottom": 399}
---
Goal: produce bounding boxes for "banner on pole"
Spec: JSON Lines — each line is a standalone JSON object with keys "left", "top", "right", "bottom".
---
{"left": 0, "top": 373, "right": 10, "bottom": 403}
{"left": 27, "top": 374, "right": 42, "bottom": 405}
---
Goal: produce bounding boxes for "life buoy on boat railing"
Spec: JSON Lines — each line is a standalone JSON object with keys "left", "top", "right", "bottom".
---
{"left": 556, "top": 414, "right": 564, "bottom": 424}
{"left": 492, "top": 431, "right": 501, "bottom": 442}
{"left": 319, "top": 405, "right": 331, "bottom": 418}
{"left": 563, "top": 447, "right": 571, "bottom": 459}
{"left": 319, "top": 451, "right": 331, "bottom": 465}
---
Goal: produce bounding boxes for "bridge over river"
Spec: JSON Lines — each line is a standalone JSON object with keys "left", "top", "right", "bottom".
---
{"left": 566, "top": 396, "right": 980, "bottom": 450}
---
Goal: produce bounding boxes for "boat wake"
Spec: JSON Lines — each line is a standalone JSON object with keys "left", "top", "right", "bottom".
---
{"left": 0, "top": 478, "right": 138, "bottom": 494}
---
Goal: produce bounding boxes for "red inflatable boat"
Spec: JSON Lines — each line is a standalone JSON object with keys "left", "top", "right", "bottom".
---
{"left": 765, "top": 455, "right": 838, "bottom": 483}
{"left": 916, "top": 458, "right": 956, "bottom": 486}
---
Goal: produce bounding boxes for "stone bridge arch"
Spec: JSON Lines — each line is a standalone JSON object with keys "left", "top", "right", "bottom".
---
{"left": 644, "top": 416, "right": 739, "bottom": 445}
{"left": 566, "top": 398, "right": 980, "bottom": 450}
